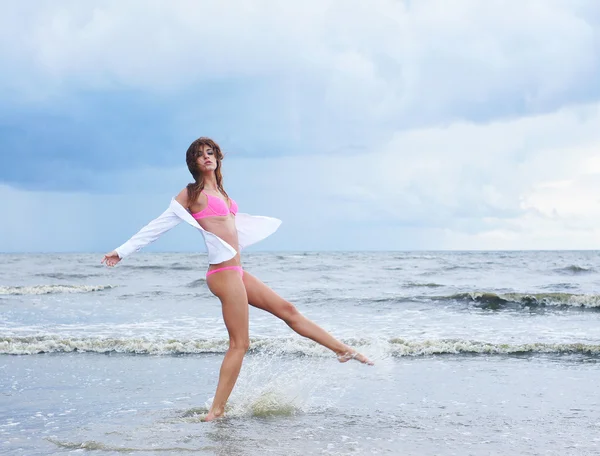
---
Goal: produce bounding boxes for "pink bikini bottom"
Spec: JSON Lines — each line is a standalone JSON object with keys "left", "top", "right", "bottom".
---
{"left": 206, "top": 265, "right": 244, "bottom": 278}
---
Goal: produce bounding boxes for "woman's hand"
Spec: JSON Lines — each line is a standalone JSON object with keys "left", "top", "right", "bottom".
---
{"left": 101, "top": 251, "right": 121, "bottom": 267}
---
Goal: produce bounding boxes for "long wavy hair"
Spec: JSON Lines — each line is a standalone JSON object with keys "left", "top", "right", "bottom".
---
{"left": 185, "top": 137, "right": 230, "bottom": 206}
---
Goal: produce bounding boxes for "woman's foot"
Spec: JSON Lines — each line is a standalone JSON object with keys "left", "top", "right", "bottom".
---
{"left": 337, "top": 351, "right": 374, "bottom": 365}
{"left": 203, "top": 406, "right": 225, "bottom": 422}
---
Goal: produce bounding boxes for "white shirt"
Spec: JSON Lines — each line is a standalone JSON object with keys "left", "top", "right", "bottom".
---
{"left": 115, "top": 198, "right": 282, "bottom": 264}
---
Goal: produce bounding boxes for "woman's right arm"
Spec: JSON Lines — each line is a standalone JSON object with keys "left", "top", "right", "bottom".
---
{"left": 102, "top": 189, "right": 190, "bottom": 267}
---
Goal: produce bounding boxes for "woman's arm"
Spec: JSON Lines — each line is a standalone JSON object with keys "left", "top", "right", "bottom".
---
{"left": 101, "top": 189, "right": 189, "bottom": 267}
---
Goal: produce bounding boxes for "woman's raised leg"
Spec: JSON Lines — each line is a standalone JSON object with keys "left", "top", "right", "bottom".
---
{"left": 242, "top": 271, "right": 373, "bottom": 365}
{"left": 204, "top": 270, "right": 250, "bottom": 421}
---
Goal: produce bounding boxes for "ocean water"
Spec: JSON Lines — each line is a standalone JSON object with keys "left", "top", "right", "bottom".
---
{"left": 1, "top": 251, "right": 600, "bottom": 455}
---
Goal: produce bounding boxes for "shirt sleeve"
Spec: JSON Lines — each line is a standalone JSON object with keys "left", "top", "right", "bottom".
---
{"left": 114, "top": 206, "right": 182, "bottom": 259}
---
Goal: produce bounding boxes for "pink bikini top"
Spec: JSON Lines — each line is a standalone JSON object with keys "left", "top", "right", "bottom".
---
{"left": 191, "top": 191, "right": 238, "bottom": 219}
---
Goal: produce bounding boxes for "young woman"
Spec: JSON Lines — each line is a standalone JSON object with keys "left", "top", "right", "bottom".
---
{"left": 102, "top": 137, "right": 373, "bottom": 421}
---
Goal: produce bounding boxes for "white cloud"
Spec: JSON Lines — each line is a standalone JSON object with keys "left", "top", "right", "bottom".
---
{"left": 1, "top": 0, "right": 598, "bottom": 118}
{"left": 321, "top": 100, "right": 600, "bottom": 249}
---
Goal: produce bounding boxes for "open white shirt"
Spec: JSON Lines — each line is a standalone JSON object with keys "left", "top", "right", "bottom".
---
{"left": 114, "top": 198, "right": 282, "bottom": 264}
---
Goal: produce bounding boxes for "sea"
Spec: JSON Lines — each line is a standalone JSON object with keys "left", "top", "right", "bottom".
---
{"left": 1, "top": 251, "right": 599, "bottom": 456}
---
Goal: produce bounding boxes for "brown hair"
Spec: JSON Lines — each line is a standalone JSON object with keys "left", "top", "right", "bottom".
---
{"left": 185, "top": 137, "right": 229, "bottom": 206}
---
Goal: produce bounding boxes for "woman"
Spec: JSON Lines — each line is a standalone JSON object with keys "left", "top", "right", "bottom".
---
{"left": 102, "top": 137, "right": 372, "bottom": 422}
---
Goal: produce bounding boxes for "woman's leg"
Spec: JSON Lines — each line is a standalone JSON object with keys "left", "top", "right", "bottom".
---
{"left": 204, "top": 270, "right": 249, "bottom": 421}
{"left": 242, "top": 271, "right": 373, "bottom": 365}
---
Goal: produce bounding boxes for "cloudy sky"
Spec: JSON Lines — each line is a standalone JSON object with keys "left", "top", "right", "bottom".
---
{"left": 1, "top": 0, "right": 599, "bottom": 253}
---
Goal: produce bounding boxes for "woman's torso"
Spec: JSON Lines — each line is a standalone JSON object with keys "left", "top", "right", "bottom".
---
{"left": 188, "top": 190, "right": 241, "bottom": 267}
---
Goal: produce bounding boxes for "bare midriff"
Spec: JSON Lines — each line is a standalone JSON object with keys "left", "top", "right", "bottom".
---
{"left": 196, "top": 214, "right": 241, "bottom": 270}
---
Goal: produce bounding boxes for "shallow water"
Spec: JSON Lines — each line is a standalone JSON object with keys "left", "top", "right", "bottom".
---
{"left": 2, "top": 251, "right": 600, "bottom": 455}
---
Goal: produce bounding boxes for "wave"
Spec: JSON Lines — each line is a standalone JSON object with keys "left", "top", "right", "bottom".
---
{"left": 186, "top": 278, "right": 206, "bottom": 288}
{"left": 541, "top": 283, "right": 579, "bottom": 290}
{"left": 433, "top": 292, "right": 600, "bottom": 309}
{"left": 388, "top": 339, "right": 600, "bottom": 356}
{"left": 555, "top": 265, "right": 595, "bottom": 275}
{"left": 46, "top": 438, "right": 204, "bottom": 453}
{"left": 34, "top": 273, "right": 93, "bottom": 280}
{"left": 0, "top": 285, "right": 115, "bottom": 295}
{"left": 122, "top": 263, "right": 195, "bottom": 271}
{"left": 2, "top": 335, "right": 599, "bottom": 357}
{"left": 403, "top": 282, "right": 444, "bottom": 288}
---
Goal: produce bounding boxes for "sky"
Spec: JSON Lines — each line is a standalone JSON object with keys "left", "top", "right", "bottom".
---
{"left": 1, "top": 0, "right": 600, "bottom": 253}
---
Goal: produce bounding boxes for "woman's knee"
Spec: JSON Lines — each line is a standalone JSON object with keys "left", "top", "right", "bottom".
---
{"left": 281, "top": 301, "right": 301, "bottom": 325}
{"left": 229, "top": 337, "right": 250, "bottom": 352}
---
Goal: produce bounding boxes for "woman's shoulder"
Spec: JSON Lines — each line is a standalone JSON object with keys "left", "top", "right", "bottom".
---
{"left": 175, "top": 187, "right": 190, "bottom": 208}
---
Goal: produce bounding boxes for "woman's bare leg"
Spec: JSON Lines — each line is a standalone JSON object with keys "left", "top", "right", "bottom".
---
{"left": 204, "top": 271, "right": 250, "bottom": 421}
{"left": 242, "top": 272, "right": 373, "bottom": 365}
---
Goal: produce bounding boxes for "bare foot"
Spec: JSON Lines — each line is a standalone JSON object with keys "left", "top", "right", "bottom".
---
{"left": 202, "top": 407, "right": 225, "bottom": 422}
{"left": 337, "top": 351, "right": 374, "bottom": 365}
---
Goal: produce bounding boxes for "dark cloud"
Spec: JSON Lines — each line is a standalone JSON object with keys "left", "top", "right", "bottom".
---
{"left": 0, "top": 80, "right": 298, "bottom": 191}
{"left": 0, "top": 90, "right": 175, "bottom": 189}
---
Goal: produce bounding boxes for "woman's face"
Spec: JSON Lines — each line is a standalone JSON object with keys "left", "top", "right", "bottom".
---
{"left": 196, "top": 144, "right": 217, "bottom": 173}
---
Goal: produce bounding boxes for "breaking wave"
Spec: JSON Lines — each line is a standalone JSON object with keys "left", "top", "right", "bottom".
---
{"left": 0, "top": 285, "right": 115, "bottom": 295}
{"left": 433, "top": 292, "right": 600, "bottom": 309}
{"left": 555, "top": 265, "right": 595, "bottom": 275}
{"left": 2, "top": 335, "right": 598, "bottom": 357}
